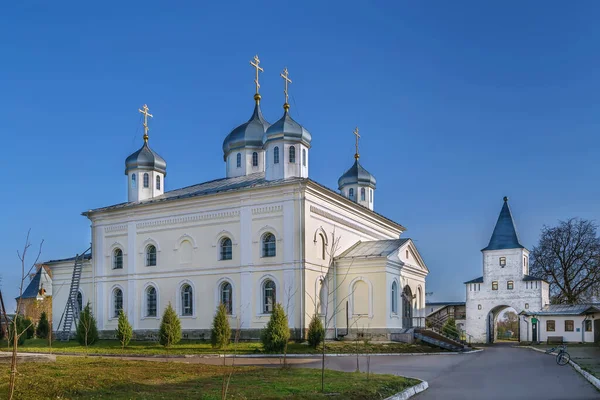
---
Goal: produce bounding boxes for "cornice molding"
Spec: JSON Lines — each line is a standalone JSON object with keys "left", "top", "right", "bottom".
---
{"left": 310, "top": 205, "right": 375, "bottom": 237}
{"left": 136, "top": 210, "right": 240, "bottom": 230}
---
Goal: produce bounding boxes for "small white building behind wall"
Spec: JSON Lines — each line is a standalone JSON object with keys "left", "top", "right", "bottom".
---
{"left": 521, "top": 304, "right": 600, "bottom": 343}
{"left": 47, "top": 61, "right": 429, "bottom": 340}
{"left": 465, "top": 197, "right": 599, "bottom": 344}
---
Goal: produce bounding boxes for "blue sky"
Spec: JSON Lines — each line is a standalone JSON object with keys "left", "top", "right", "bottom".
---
{"left": 1, "top": 1, "right": 599, "bottom": 310}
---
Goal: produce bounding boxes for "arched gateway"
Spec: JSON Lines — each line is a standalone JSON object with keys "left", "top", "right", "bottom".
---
{"left": 465, "top": 198, "right": 550, "bottom": 343}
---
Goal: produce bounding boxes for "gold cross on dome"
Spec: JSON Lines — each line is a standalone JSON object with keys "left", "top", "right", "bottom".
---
{"left": 353, "top": 127, "right": 360, "bottom": 159}
{"left": 138, "top": 104, "right": 153, "bottom": 143}
{"left": 280, "top": 67, "right": 292, "bottom": 110}
{"left": 250, "top": 55, "right": 264, "bottom": 96}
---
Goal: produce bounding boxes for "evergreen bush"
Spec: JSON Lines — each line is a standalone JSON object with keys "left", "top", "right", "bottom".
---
{"left": 76, "top": 302, "right": 99, "bottom": 346}
{"left": 116, "top": 310, "right": 133, "bottom": 349}
{"left": 25, "top": 318, "right": 35, "bottom": 339}
{"left": 36, "top": 311, "right": 50, "bottom": 339}
{"left": 442, "top": 318, "right": 460, "bottom": 340}
{"left": 210, "top": 303, "right": 231, "bottom": 349}
{"left": 261, "top": 303, "right": 289, "bottom": 353}
{"left": 307, "top": 314, "right": 325, "bottom": 349}
{"left": 8, "top": 315, "right": 27, "bottom": 346}
{"left": 159, "top": 303, "right": 181, "bottom": 348}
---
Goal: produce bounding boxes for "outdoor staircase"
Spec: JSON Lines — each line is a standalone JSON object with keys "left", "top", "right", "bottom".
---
{"left": 413, "top": 328, "right": 469, "bottom": 352}
{"left": 57, "top": 248, "right": 90, "bottom": 341}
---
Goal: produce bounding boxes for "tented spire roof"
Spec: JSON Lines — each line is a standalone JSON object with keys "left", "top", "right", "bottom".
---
{"left": 482, "top": 197, "right": 525, "bottom": 251}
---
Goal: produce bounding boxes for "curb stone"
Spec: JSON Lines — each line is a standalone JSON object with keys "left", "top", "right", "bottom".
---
{"left": 519, "top": 346, "right": 600, "bottom": 391}
{"left": 384, "top": 381, "right": 429, "bottom": 400}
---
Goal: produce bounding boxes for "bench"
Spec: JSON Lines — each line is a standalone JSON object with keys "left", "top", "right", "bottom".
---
{"left": 547, "top": 336, "right": 563, "bottom": 344}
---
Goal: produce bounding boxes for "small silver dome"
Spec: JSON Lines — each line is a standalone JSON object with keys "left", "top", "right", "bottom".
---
{"left": 338, "top": 159, "right": 376, "bottom": 189}
{"left": 222, "top": 103, "right": 270, "bottom": 159}
{"left": 125, "top": 142, "right": 167, "bottom": 176}
{"left": 263, "top": 110, "right": 312, "bottom": 147}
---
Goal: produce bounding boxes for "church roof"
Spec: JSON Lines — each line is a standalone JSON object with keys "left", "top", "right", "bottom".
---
{"left": 15, "top": 267, "right": 52, "bottom": 300}
{"left": 481, "top": 197, "right": 525, "bottom": 251}
{"left": 125, "top": 142, "right": 167, "bottom": 175}
{"left": 464, "top": 276, "right": 484, "bottom": 284}
{"left": 521, "top": 304, "right": 600, "bottom": 316}
{"left": 336, "top": 239, "right": 410, "bottom": 258}
{"left": 222, "top": 103, "right": 271, "bottom": 158}
{"left": 337, "top": 159, "right": 376, "bottom": 189}
{"left": 263, "top": 110, "right": 311, "bottom": 147}
{"left": 42, "top": 253, "right": 92, "bottom": 265}
{"left": 82, "top": 173, "right": 406, "bottom": 230}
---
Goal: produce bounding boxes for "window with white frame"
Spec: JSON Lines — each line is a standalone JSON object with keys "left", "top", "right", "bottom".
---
{"left": 181, "top": 284, "right": 193, "bottom": 316}
{"left": 499, "top": 257, "right": 506, "bottom": 267}
{"left": 236, "top": 153, "right": 241, "bottom": 168}
{"left": 289, "top": 146, "right": 295, "bottom": 163}
{"left": 156, "top": 175, "right": 161, "bottom": 190}
{"left": 113, "top": 248, "right": 123, "bottom": 269}
{"left": 131, "top": 173, "right": 136, "bottom": 188}
{"left": 361, "top": 188, "right": 366, "bottom": 201}
{"left": 319, "top": 279, "right": 328, "bottom": 315}
{"left": 274, "top": 146, "right": 279, "bottom": 164}
{"left": 220, "top": 282, "right": 232, "bottom": 314}
{"left": 391, "top": 281, "right": 398, "bottom": 314}
{"left": 263, "top": 279, "right": 276, "bottom": 313}
{"left": 349, "top": 188, "right": 354, "bottom": 200}
{"left": 146, "top": 286, "right": 157, "bottom": 317}
{"left": 113, "top": 288, "right": 123, "bottom": 318}
{"left": 302, "top": 149, "right": 306, "bottom": 166}
{"left": 146, "top": 245, "right": 157, "bottom": 267}
{"left": 262, "top": 233, "right": 276, "bottom": 257}
{"left": 220, "top": 237, "right": 232, "bottom": 260}
{"left": 252, "top": 151, "right": 258, "bottom": 167}
{"left": 143, "top": 173, "right": 149, "bottom": 188}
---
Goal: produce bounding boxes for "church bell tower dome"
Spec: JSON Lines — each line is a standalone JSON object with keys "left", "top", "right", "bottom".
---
{"left": 338, "top": 127, "right": 376, "bottom": 210}
{"left": 263, "top": 67, "right": 311, "bottom": 181}
{"left": 125, "top": 105, "right": 166, "bottom": 203}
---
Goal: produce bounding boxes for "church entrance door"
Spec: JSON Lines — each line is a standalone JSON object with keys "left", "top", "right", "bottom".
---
{"left": 532, "top": 321, "right": 538, "bottom": 342}
{"left": 402, "top": 285, "right": 413, "bottom": 328}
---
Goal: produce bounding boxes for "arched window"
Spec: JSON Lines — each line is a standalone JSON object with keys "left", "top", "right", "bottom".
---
{"left": 302, "top": 149, "right": 307, "bottom": 166}
{"left": 289, "top": 146, "right": 296, "bottom": 163}
{"left": 262, "top": 233, "right": 276, "bottom": 257}
{"left": 252, "top": 152, "right": 258, "bottom": 167}
{"left": 220, "top": 282, "right": 233, "bottom": 314}
{"left": 143, "top": 173, "right": 149, "bottom": 188}
{"left": 348, "top": 188, "right": 354, "bottom": 200}
{"left": 113, "top": 248, "right": 123, "bottom": 269}
{"left": 370, "top": 189, "right": 373, "bottom": 202}
{"left": 181, "top": 284, "right": 193, "bottom": 316}
{"left": 360, "top": 188, "right": 366, "bottom": 201}
{"left": 113, "top": 288, "right": 123, "bottom": 317}
{"left": 263, "top": 280, "right": 276, "bottom": 313}
{"left": 146, "top": 286, "right": 157, "bottom": 317}
{"left": 319, "top": 279, "right": 328, "bottom": 315}
{"left": 274, "top": 146, "right": 279, "bottom": 164}
{"left": 220, "top": 237, "right": 232, "bottom": 260}
{"left": 131, "top": 174, "right": 136, "bottom": 188}
{"left": 391, "top": 281, "right": 398, "bottom": 314}
{"left": 76, "top": 291, "right": 83, "bottom": 313}
{"left": 146, "top": 245, "right": 157, "bottom": 267}
{"left": 236, "top": 153, "right": 242, "bottom": 168}
{"left": 156, "top": 175, "right": 161, "bottom": 190}
{"left": 319, "top": 234, "right": 326, "bottom": 260}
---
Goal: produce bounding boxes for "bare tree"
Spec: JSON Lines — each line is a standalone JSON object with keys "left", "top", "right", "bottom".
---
{"left": 530, "top": 218, "right": 600, "bottom": 304}
{"left": 221, "top": 314, "right": 242, "bottom": 400}
{"left": 9, "top": 230, "right": 43, "bottom": 400}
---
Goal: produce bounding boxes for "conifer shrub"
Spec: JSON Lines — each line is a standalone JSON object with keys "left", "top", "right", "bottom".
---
{"left": 261, "top": 303, "right": 289, "bottom": 353}
{"left": 116, "top": 309, "right": 133, "bottom": 349}
{"left": 25, "top": 318, "right": 35, "bottom": 339}
{"left": 76, "top": 302, "right": 99, "bottom": 346}
{"left": 159, "top": 303, "right": 181, "bottom": 348}
{"left": 307, "top": 314, "right": 325, "bottom": 349}
{"left": 36, "top": 311, "right": 50, "bottom": 339}
{"left": 442, "top": 318, "right": 460, "bottom": 340}
{"left": 211, "top": 303, "right": 231, "bottom": 349}
{"left": 8, "top": 315, "right": 27, "bottom": 346}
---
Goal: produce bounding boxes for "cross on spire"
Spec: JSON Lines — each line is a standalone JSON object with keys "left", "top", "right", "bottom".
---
{"left": 250, "top": 55, "right": 264, "bottom": 103}
{"left": 353, "top": 127, "right": 361, "bottom": 160}
{"left": 138, "top": 104, "right": 153, "bottom": 143}
{"left": 280, "top": 67, "right": 292, "bottom": 111}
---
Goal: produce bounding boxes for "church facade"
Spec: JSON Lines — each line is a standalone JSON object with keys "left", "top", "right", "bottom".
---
{"left": 48, "top": 58, "right": 428, "bottom": 340}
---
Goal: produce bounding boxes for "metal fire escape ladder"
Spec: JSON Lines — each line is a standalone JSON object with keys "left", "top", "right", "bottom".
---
{"left": 57, "top": 247, "right": 91, "bottom": 341}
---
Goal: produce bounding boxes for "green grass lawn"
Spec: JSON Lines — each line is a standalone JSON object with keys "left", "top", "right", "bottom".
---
{"left": 1, "top": 338, "right": 443, "bottom": 356}
{"left": 0, "top": 356, "right": 419, "bottom": 399}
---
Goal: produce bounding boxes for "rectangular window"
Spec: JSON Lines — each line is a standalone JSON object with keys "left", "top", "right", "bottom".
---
{"left": 499, "top": 257, "right": 506, "bottom": 267}
{"left": 546, "top": 320, "right": 555, "bottom": 332}
{"left": 585, "top": 320, "right": 592, "bottom": 332}
{"left": 492, "top": 281, "right": 498, "bottom": 290}
{"left": 507, "top": 281, "right": 514, "bottom": 290}
{"left": 565, "top": 320, "right": 574, "bottom": 332}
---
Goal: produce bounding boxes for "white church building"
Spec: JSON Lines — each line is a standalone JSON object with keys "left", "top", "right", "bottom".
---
{"left": 465, "top": 198, "right": 599, "bottom": 344}
{"left": 47, "top": 58, "right": 429, "bottom": 340}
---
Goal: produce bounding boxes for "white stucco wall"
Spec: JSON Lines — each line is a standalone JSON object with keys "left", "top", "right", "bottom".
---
{"left": 521, "top": 314, "right": 597, "bottom": 343}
